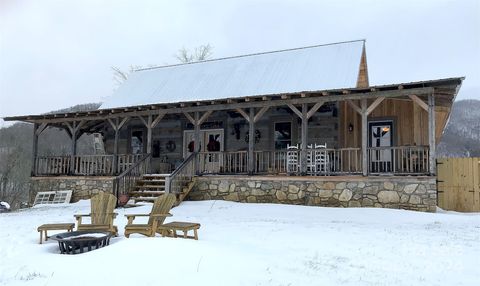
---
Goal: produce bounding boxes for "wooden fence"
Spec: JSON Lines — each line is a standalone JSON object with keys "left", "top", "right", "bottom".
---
{"left": 437, "top": 157, "right": 480, "bottom": 212}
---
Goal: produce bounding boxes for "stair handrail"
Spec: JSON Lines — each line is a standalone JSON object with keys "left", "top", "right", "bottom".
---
{"left": 113, "top": 153, "right": 152, "bottom": 200}
{"left": 165, "top": 152, "right": 196, "bottom": 194}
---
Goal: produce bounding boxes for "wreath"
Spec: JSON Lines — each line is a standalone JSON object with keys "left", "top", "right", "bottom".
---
{"left": 166, "top": 140, "right": 176, "bottom": 152}
{"left": 245, "top": 129, "right": 261, "bottom": 144}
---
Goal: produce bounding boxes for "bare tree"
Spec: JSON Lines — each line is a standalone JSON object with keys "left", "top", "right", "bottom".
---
{"left": 111, "top": 44, "right": 214, "bottom": 85}
{"left": 175, "top": 44, "right": 213, "bottom": 63}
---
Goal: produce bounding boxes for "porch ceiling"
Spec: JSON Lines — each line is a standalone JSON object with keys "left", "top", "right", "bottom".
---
{"left": 4, "top": 77, "right": 464, "bottom": 124}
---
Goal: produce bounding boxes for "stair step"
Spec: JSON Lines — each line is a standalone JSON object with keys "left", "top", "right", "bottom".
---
{"left": 142, "top": 174, "right": 169, "bottom": 178}
{"left": 133, "top": 197, "right": 157, "bottom": 203}
{"left": 138, "top": 179, "right": 166, "bottom": 183}
{"left": 130, "top": 191, "right": 166, "bottom": 196}
{"left": 135, "top": 185, "right": 166, "bottom": 189}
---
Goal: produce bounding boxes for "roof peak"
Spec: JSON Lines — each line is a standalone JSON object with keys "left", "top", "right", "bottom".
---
{"left": 135, "top": 39, "right": 366, "bottom": 72}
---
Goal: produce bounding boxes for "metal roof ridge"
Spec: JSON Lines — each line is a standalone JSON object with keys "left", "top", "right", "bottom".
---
{"left": 134, "top": 39, "right": 366, "bottom": 72}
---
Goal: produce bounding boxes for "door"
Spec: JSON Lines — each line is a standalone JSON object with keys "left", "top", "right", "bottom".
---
{"left": 369, "top": 121, "right": 393, "bottom": 172}
{"left": 131, "top": 130, "right": 144, "bottom": 154}
{"left": 183, "top": 129, "right": 224, "bottom": 173}
{"left": 204, "top": 129, "right": 224, "bottom": 173}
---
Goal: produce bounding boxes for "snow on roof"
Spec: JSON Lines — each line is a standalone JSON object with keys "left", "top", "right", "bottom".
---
{"left": 101, "top": 40, "right": 365, "bottom": 109}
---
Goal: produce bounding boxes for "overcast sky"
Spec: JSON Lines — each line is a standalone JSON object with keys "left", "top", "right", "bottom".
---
{"left": 0, "top": 0, "right": 479, "bottom": 127}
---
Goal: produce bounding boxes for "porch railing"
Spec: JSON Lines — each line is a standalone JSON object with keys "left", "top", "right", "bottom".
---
{"left": 367, "top": 146, "right": 429, "bottom": 175}
{"left": 197, "top": 146, "right": 428, "bottom": 176}
{"left": 113, "top": 153, "right": 151, "bottom": 198}
{"left": 34, "top": 154, "right": 143, "bottom": 176}
{"left": 165, "top": 152, "right": 196, "bottom": 194}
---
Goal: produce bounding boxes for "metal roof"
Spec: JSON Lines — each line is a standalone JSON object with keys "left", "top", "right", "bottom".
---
{"left": 100, "top": 40, "right": 365, "bottom": 109}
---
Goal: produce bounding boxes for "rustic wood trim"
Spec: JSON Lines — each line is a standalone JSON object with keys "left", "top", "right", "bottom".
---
{"left": 138, "top": 116, "right": 148, "bottom": 127}
{"left": 347, "top": 100, "right": 362, "bottom": 115}
{"left": 183, "top": 112, "right": 196, "bottom": 125}
{"left": 35, "top": 122, "right": 48, "bottom": 136}
{"left": 248, "top": 108, "right": 255, "bottom": 174}
{"left": 198, "top": 110, "right": 213, "bottom": 125}
{"left": 366, "top": 96, "right": 385, "bottom": 115}
{"left": 151, "top": 113, "right": 165, "bottom": 128}
{"left": 300, "top": 103, "right": 308, "bottom": 174}
{"left": 306, "top": 101, "right": 325, "bottom": 119}
{"left": 24, "top": 87, "right": 435, "bottom": 124}
{"left": 118, "top": 117, "right": 129, "bottom": 130}
{"left": 253, "top": 106, "right": 269, "bottom": 123}
{"left": 428, "top": 93, "right": 436, "bottom": 175}
{"left": 235, "top": 108, "right": 250, "bottom": 123}
{"left": 409, "top": 94, "right": 428, "bottom": 111}
{"left": 361, "top": 99, "right": 368, "bottom": 176}
{"left": 287, "top": 104, "right": 303, "bottom": 118}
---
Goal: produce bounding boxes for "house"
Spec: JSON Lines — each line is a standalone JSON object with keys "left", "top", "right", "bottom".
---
{"left": 4, "top": 40, "right": 464, "bottom": 212}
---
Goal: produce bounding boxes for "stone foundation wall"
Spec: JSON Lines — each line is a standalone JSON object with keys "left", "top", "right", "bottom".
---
{"left": 30, "top": 176, "right": 115, "bottom": 203}
{"left": 188, "top": 176, "right": 437, "bottom": 212}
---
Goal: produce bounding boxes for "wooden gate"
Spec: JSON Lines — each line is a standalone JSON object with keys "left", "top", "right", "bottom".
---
{"left": 437, "top": 157, "right": 480, "bottom": 212}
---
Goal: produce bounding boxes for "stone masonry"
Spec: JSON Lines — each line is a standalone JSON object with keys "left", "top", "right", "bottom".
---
{"left": 188, "top": 176, "right": 437, "bottom": 212}
{"left": 30, "top": 176, "right": 115, "bottom": 203}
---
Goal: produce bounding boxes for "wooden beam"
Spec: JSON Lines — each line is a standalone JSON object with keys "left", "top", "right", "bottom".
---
{"left": 35, "top": 122, "right": 48, "bottom": 136}
{"left": 198, "top": 110, "right": 213, "bottom": 125}
{"left": 118, "top": 117, "right": 129, "bottom": 130}
{"left": 366, "top": 96, "right": 385, "bottom": 115}
{"left": 194, "top": 112, "right": 200, "bottom": 175}
{"left": 183, "top": 112, "right": 196, "bottom": 125}
{"left": 361, "top": 99, "right": 368, "bottom": 176}
{"left": 248, "top": 107, "right": 254, "bottom": 174}
{"left": 409, "top": 94, "right": 428, "bottom": 112}
{"left": 428, "top": 94, "right": 436, "bottom": 175}
{"left": 138, "top": 115, "right": 148, "bottom": 127}
{"left": 306, "top": 101, "right": 325, "bottom": 119}
{"left": 146, "top": 115, "right": 153, "bottom": 154}
{"left": 31, "top": 123, "right": 39, "bottom": 176}
{"left": 347, "top": 100, "right": 362, "bottom": 115}
{"left": 24, "top": 87, "right": 435, "bottom": 124}
{"left": 151, "top": 113, "right": 165, "bottom": 128}
{"left": 287, "top": 104, "right": 303, "bottom": 118}
{"left": 253, "top": 106, "right": 269, "bottom": 123}
{"left": 235, "top": 108, "right": 250, "bottom": 123}
{"left": 300, "top": 103, "right": 308, "bottom": 174}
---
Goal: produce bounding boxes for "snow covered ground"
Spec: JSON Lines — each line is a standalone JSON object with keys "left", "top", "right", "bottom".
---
{"left": 0, "top": 200, "right": 479, "bottom": 286}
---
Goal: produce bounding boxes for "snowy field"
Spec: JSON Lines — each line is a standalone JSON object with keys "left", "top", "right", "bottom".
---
{"left": 0, "top": 200, "right": 479, "bottom": 286}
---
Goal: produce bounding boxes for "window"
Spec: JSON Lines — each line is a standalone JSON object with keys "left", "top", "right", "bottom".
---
{"left": 33, "top": 190, "right": 72, "bottom": 205}
{"left": 274, "top": 122, "right": 292, "bottom": 150}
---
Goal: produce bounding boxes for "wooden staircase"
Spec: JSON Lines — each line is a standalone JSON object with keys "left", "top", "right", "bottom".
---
{"left": 128, "top": 174, "right": 195, "bottom": 205}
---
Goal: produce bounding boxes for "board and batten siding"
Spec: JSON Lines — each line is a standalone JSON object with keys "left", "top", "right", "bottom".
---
{"left": 339, "top": 98, "right": 450, "bottom": 148}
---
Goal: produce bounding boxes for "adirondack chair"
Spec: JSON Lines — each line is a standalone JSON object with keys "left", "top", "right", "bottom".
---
{"left": 74, "top": 192, "right": 118, "bottom": 236}
{"left": 124, "top": 194, "right": 176, "bottom": 238}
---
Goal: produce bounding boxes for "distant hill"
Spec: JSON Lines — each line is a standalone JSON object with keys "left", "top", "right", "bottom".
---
{"left": 437, "top": 99, "right": 480, "bottom": 157}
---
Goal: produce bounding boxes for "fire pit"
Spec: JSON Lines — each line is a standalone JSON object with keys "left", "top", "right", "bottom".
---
{"left": 49, "top": 231, "right": 112, "bottom": 254}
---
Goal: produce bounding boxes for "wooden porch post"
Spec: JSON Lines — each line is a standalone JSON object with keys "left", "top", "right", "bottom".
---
{"left": 70, "top": 121, "right": 78, "bottom": 174}
{"left": 31, "top": 123, "right": 47, "bottom": 176}
{"left": 194, "top": 111, "right": 201, "bottom": 175}
{"left": 31, "top": 123, "right": 39, "bottom": 176}
{"left": 428, "top": 93, "right": 436, "bottom": 175}
{"left": 108, "top": 117, "right": 129, "bottom": 175}
{"left": 113, "top": 118, "right": 119, "bottom": 174}
{"left": 361, "top": 99, "right": 368, "bottom": 176}
{"left": 300, "top": 103, "right": 308, "bottom": 175}
{"left": 248, "top": 108, "right": 255, "bottom": 174}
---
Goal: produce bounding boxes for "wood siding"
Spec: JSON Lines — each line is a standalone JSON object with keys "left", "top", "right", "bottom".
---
{"left": 339, "top": 98, "right": 450, "bottom": 148}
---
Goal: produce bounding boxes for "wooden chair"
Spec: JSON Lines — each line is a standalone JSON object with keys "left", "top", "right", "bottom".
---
{"left": 124, "top": 193, "right": 177, "bottom": 238}
{"left": 74, "top": 192, "right": 118, "bottom": 236}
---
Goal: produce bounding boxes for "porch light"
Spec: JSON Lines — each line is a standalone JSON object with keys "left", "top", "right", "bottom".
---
{"left": 348, "top": 123, "right": 354, "bottom": 132}
{"left": 382, "top": 127, "right": 390, "bottom": 132}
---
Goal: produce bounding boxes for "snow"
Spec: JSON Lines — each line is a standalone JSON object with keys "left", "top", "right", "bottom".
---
{"left": 101, "top": 41, "right": 364, "bottom": 109}
{"left": 1, "top": 200, "right": 479, "bottom": 286}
